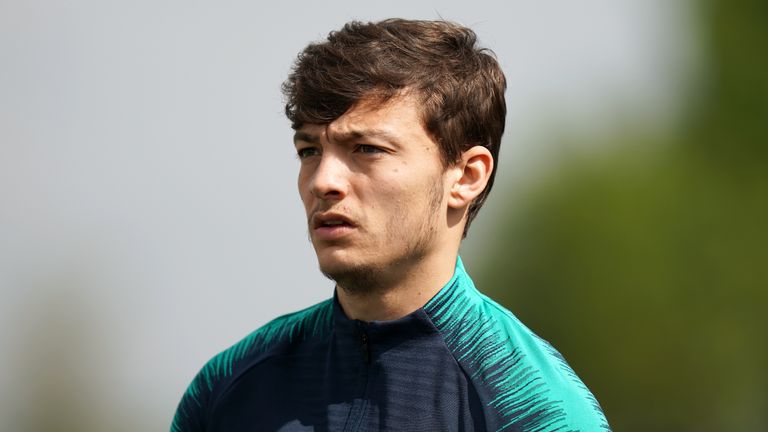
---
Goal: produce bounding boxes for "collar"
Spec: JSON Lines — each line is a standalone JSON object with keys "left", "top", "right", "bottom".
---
{"left": 331, "top": 256, "right": 472, "bottom": 346}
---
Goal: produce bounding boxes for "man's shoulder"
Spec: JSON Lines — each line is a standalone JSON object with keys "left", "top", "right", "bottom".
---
{"left": 171, "top": 299, "right": 334, "bottom": 431}
{"left": 425, "top": 277, "right": 610, "bottom": 431}
{"left": 426, "top": 283, "right": 562, "bottom": 371}
{"left": 190, "top": 300, "right": 333, "bottom": 395}
{"left": 210, "top": 297, "right": 334, "bottom": 376}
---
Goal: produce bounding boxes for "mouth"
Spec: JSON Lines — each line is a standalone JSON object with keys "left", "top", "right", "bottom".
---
{"left": 312, "top": 212, "right": 355, "bottom": 229}
{"left": 312, "top": 212, "right": 357, "bottom": 241}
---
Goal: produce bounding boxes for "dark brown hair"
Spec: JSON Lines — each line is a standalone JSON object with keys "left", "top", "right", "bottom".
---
{"left": 282, "top": 18, "right": 507, "bottom": 237}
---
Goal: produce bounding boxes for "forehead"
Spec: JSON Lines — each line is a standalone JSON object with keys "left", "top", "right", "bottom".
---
{"left": 296, "top": 94, "right": 434, "bottom": 147}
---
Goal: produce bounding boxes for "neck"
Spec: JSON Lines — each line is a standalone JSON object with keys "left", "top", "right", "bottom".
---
{"left": 336, "top": 250, "right": 459, "bottom": 322}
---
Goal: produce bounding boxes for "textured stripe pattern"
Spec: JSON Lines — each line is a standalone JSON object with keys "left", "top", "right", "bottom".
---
{"left": 424, "top": 258, "right": 610, "bottom": 431}
{"left": 171, "top": 257, "right": 610, "bottom": 431}
{"left": 171, "top": 299, "right": 334, "bottom": 432}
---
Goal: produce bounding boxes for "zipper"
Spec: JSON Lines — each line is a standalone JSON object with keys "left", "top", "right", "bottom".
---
{"left": 344, "top": 329, "right": 372, "bottom": 431}
{"left": 360, "top": 332, "right": 371, "bottom": 364}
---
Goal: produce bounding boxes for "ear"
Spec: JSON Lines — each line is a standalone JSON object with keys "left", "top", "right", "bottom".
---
{"left": 447, "top": 145, "right": 494, "bottom": 211}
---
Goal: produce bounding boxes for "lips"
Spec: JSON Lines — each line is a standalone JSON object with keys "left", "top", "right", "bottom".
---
{"left": 311, "top": 212, "right": 357, "bottom": 241}
{"left": 312, "top": 212, "right": 356, "bottom": 229}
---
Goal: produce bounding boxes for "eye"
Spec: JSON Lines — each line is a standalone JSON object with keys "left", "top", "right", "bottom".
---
{"left": 356, "top": 144, "right": 384, "bottom": 154}
{"left": 296, "top": 147, "right": 320, "bottom": 159}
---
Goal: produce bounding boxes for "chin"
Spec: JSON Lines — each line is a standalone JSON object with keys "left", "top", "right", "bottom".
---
{"left": 314, "top": 248, "right": 384, "bottom": 291}
{"left": 314, "top": 246, "right": 354, "bottom": 272}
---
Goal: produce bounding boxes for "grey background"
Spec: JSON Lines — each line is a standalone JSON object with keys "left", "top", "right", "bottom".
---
{"left": 0, "top": 0, "right": 693, "bottom": 430}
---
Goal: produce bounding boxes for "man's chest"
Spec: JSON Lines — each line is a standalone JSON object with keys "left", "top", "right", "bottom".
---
{"left": 207, "top": 335, "right": 485, "bottom": 431}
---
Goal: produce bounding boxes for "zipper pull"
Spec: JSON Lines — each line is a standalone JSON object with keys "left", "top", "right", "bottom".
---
{"left": 361, "top": 332, "right": 370, "bottom": 364}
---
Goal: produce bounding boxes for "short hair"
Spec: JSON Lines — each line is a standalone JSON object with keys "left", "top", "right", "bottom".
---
{"left": 282, "top": 18, "right": 507, "bottom": 238}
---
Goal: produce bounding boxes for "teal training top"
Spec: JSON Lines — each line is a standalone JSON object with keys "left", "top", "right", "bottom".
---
{"left": 172, "top": 257, "right": 610, "bottom": 431}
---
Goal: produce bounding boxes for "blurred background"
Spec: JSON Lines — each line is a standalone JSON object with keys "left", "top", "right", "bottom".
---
{"left": 1, "top": 0, "right": 764, "bottom": 430}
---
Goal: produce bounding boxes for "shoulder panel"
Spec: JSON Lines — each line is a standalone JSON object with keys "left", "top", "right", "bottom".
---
{"left": 424, "top": 262, "right": 610, "bottom": 432}
{"left": 171, "top": 298, "right": 334, "bottom": 432}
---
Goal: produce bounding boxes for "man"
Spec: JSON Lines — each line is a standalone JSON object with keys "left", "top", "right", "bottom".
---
{"left": 172, "top": 19, "right": 610, "bottom": 431}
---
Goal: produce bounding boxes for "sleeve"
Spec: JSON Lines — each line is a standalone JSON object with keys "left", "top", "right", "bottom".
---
{"left": 170, "top": 368, "right": 211, "bottom": 432}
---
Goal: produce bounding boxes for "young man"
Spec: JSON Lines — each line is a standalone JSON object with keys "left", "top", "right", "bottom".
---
{"left": 172, "top": 19, "right": 610, "bottom": 431}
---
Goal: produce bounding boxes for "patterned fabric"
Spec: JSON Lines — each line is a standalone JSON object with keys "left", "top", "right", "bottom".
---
{"left": 171, "top": 258, "right": 610, "bottom": 431}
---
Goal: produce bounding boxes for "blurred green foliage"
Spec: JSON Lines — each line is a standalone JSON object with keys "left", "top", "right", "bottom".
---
{"left": 477, "top": 0, "right": 767, "bottom": 430}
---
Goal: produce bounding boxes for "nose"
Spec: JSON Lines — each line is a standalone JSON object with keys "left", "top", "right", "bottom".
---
{"left": 308, "top": 151, "right": 349, "bottom": 201}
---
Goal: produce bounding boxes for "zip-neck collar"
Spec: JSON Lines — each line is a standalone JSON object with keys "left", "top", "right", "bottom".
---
{"left": 330, "top": 256, "right": 472, "bottom": 350}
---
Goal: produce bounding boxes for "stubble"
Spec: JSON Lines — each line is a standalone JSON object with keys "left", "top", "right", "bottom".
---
{"left": 321, "top": 174, "right": 445, "bottom": 295}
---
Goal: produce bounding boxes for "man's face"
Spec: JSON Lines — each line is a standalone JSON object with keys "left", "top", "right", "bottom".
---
{"left": 294, "top": 94, "right": 449, "bottom": 291}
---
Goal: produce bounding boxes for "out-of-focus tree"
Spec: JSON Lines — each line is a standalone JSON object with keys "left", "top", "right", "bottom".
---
{"left": 478, "top": 0, "right": 767, "bottom": 430}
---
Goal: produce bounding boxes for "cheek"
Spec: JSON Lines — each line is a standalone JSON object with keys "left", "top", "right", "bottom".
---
{"left": 297, "top": 174, "right": 312, "bottom": 207}
{"left": 373, "top": 179, "right": 425, "bottom": 215}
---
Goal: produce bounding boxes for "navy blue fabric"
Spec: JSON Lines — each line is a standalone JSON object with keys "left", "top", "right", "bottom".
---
{"left": 175, "top": 296, "right": 485, "bottom": 431}
{"left": 172, "top": 260, "right": 610, "bottom": 431}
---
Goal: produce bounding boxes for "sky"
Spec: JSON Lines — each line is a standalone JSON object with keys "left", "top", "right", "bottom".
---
{"left": 0, "top": 1, "right": 694, "bottom": 429}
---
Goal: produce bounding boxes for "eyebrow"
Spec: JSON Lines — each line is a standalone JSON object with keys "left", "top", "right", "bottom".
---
{"left": 293, "top": 131, "right": 320, "bottom": 145}
{"left": 293, "top": 128, "right": 403, "bottom": 147}
{"left": 332, "top": 129, "right": 400, "bottom": 146}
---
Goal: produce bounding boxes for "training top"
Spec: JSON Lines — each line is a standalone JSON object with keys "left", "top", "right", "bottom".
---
{"left": 172, "top": 258, "right": 610, "bottom": 431}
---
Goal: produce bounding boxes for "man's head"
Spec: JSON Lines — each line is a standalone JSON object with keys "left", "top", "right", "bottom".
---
{"left": 283, "top": 19, "right": 507, "bottom": 237}
{"left": 283, "top": 19, "right": 506, "bottom": 291}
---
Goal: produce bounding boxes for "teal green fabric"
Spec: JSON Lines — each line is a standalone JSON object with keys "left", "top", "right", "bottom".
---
{"left": 172, "top": 257, "right": 610, "bottom": 431}
{"left": 171, "top": 300, "right": 334, "bottom": 432}
{"left": 424, "top": 257, "right": 610, "bottom": 431}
